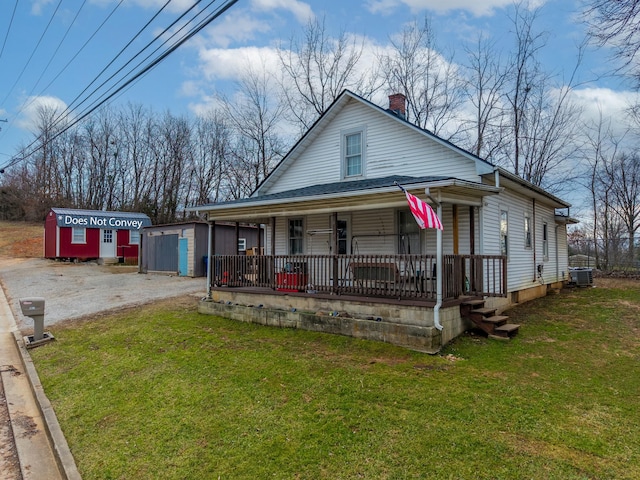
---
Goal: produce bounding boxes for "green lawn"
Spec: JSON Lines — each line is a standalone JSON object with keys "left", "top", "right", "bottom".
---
{"left": 31, "top": 280, "right": 640, "bottom": 479}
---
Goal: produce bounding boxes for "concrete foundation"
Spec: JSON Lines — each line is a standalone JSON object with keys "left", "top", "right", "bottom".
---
{"left": 198, "top": 289, "right": 477, "bottom": 353}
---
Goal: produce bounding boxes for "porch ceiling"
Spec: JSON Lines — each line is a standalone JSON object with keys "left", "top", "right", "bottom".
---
{"left": 193, "top": 179, "right": 500, "bottom": 223}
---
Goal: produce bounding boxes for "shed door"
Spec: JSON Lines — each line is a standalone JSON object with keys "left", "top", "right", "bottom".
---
{"left": 100, "top": 229, "right": 116, "bottom": 258}
{"left": 178, "top": 238, "right": 189, "bottom": 276}
{"left": 151, "top": 234, "right": 179, "bottom": 272}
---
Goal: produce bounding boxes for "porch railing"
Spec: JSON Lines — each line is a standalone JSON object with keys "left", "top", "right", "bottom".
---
{"left": 209, "top": 254, "right": 506, "bottom": 301}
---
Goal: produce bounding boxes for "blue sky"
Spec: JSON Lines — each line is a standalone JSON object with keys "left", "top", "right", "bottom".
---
{"left": 0, "top": 0, "right": 636, "bottom": 171}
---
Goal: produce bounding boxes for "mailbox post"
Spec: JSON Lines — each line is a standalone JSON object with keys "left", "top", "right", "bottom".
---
{"left": 19, "top": 297, "right": 53, "bottom": 347}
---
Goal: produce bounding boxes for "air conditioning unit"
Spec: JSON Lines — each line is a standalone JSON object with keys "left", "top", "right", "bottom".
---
{"left": 569, "top": 268, "right": 593, "bottom": 287}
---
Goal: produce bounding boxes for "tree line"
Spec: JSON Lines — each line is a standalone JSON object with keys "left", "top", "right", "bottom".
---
{"left": 0, "top": 1, "right": 638, "bottom": 270}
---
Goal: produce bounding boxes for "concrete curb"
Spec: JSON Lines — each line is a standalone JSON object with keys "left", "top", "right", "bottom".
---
{"left": 11, "top": 330, "right": 82, "bottom": 480}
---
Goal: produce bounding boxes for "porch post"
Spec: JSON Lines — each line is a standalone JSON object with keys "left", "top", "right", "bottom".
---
{"left": 206, "top": 220, "right": 214, "bottom": 298}
{"left": 331, "top": 212, "right": 338, "bottom": 293}
{"left": 434, "top": 195, "right": 444, "bottom": 331}
{"left": 271, "top": 217, "right": 276, "bottom": 290}
{"left": 235, "top": 222, "right": 240, "bottom": 255}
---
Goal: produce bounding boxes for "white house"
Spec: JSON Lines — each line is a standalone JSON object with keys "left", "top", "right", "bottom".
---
{"left": 191, "top": 90, "right": 577, "bottom": 352}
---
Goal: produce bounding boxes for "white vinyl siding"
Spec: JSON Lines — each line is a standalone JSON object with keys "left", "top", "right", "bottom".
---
{"left": 484, "top": 190, "right": 564, "bottom": 293}
{"left": 263, "top": 99, "right": 481, "bottom": 195}
{"left": 556, "top": 223, "right": 569, "bottom": 282}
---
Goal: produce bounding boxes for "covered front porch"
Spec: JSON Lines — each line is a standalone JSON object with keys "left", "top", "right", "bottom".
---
{"left": 193, "top": 176, "right": 508, "bottom": 351}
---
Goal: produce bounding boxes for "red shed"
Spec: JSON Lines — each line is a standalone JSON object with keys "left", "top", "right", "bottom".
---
{"left": 44, "top": 208, "right": 152, "bottom": 263}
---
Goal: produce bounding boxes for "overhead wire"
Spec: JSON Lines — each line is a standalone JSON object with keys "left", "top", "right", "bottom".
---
{"left": 0, "top": 0, "right": 19, "bottom": 60}
{"left": 0, "top": 0, "right": 124, "bottom": 144}
{"left": 0, "top": 0, "right": 239, "bottom": 172}
{"left": 0, "top": 0, "right": 63, "bottom": 108}
{"left": 70, "top": 0, "right": 211, "bottom": 120}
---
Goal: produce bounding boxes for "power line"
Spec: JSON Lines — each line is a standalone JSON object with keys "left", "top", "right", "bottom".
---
{"left": 0, "top": 0, "right": 63, "bottom": 108}
{"left": 0, "top": 0, "right": 123, "bottom": 144}
{"left": 0, "top": 0, "right": 18, "bottom": 60}
{"left": 0, "top": 0, "right": 239, "bottom": 172}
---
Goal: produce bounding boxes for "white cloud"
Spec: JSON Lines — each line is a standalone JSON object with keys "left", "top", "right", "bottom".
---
{"left": 17, "top": 96, "right": 69, "bottom": 133}
{"left": 365, "top": 0, "right": 545, "bottom": 17}
{"left": 197, "top": 46, "right": 282, "bottom": 81}
{"left": 31, "top": 0, "right": 54, "bottom": 15}
{"left": 250, "top": 0, "right": 314, "bottom": 24}
{"left": 569, "top": 87, "right": 639, "bottom": 134}
{"left": 201, "top": 9, "right": 274, "bottom": 48}
{"left": 89, "top": 0, "right": 197, "bottom": 14}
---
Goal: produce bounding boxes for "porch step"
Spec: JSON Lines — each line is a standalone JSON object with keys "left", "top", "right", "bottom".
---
{"left": 470, "top": 307, "right": 497, "bottom": 317}
{"left": 461, "top": 299, "right": 485, "bottom": 308}
{"left": 483, "top": 315, "right": 509, "bottom": 326}
{"left": 493, "top": 323, "right": 520, "bottom": 338}
{"left": 459, "top": 302, "right": 520, "bottom": 340}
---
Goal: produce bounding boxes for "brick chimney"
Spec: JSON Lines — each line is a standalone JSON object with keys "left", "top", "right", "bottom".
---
{"left": 388, "top": 93, "right": 406, "bottom": 118}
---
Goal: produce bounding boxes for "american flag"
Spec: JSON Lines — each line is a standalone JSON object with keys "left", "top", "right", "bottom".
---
{"left": 396, "top": 183, "right": 443, "bottom": 230}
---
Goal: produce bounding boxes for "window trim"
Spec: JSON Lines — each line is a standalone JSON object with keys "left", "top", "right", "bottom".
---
{"left": 542, "top": 222, "right": 549, "bottom": 260}
{"left": 71, "top": 227, "right": 86, "bottom": 244}
{"left": 524, "top": 212, "right": 532, "bottom": 249}
{"left": 500, "top": 209, "right": 508, "bottom": 258}
{"left": 288, "top": 218, "right": 304, "bottom": 255}
{"left": 341, "top": 127, "right": 366, "bottom": 179}
{"left": 238, "top": 238, "right": 247, "bottom": 252}
{"left": 129, "top": 230, "right": 140, "bottom": 245}
{"left": 397, "top": 208, "right": 422, "bottom": 254}
{"left": 102, "top": 229, "right": 113, "bottom": 244}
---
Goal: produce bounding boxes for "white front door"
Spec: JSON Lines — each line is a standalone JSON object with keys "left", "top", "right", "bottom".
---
{"left": 100, "top": 229, "right": 116, "bottom": 258}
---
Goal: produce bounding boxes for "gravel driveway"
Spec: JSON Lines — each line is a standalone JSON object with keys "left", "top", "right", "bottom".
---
{"left": 0, "top": 257, "right": 206, "bottom": 329}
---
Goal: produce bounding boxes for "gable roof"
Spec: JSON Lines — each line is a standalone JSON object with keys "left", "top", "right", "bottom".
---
{"left": 254, "top": 89, "right": 496, "bottom": 196}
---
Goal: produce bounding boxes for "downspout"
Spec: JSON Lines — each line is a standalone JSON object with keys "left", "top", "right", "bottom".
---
{"left": 431, "top": 189, "right": 444, "bottom": 331}
{"left": 206, "top": 219, "right": 213, "bottom": 299}
{"left": 555, "top": 224, "right": 560, "bottom": 281}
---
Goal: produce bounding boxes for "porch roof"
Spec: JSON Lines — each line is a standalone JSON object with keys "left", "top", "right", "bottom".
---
{"left": 190, "top": 175, "right": 500, "bottom": 222}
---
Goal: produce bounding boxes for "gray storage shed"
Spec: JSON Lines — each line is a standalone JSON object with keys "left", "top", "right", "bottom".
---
{"left": 140, "top": 222, "right": 262, "bottom": 277}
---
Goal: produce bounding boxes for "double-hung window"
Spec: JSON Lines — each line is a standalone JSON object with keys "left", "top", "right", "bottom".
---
{"left": 542, "top": 222, "right": 549, "bottom": 260}
{"left": 524, "top": 213, "right": 532, "bottom": 249}
{"left": 500, "top": 210, "right": 508, "bottom": 257}
{"left": 398, "top": 210, "right": 421, "bottom": 254}
{"left": 343, "top": 129, "right": 364, "bottom": 178}
{"left": 130, "top": 230, "right": 140, "bottom": 245}
{"left": 72, "top": 227, "right": 86, "bottom": 244}
{"left": 288, "top": 219, "right": 304, "bottom": 254}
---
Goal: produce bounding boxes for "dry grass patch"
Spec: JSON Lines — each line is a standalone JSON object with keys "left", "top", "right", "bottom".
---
{"left": 0, "top": 221, "right": 43, "bottom": 257}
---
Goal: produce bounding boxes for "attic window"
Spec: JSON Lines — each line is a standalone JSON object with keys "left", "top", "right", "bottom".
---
{"left": 343, "top": 129, "right": 364, "bottom": 177}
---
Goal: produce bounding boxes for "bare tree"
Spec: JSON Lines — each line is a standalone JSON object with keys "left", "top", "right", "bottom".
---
{"left": 115, "top": 104, "right": 154, "bottom": 213}
{"left": 379, "top": 16, "right": 465, "bottom": 140}
{"left": 601, "top": 152, "right": 640, "bottom": 266}
{"left": 585, "top": 0, "right": 640, "bottom": 84}
{"left": 190, "top": 110, "right": 232, "bottom": 205}
{"left": 221, "top": 64, "right": 286, "bottom": 197}
{"left": 462, "top": 34, "right": 509, "bottom": 161}
{"left": 504, "top": 2, "right": 548, "bottom": 177}
{"left": 500, "top": 2, "right": 583, "bottom": 191}
{"left": 580, "top": 111, "right": 625, "bottom": 270}
{"left": 277, "top": 16, "right": 376, "bottom": 132}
